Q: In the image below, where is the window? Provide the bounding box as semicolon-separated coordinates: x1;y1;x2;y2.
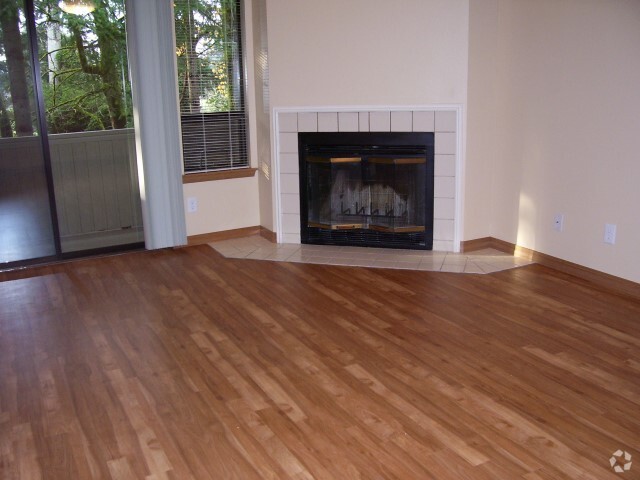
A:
173;0;247;173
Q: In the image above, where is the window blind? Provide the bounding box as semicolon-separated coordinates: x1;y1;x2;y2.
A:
173;0;247;172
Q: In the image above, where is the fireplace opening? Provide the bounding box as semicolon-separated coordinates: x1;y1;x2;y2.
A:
299;132;434;250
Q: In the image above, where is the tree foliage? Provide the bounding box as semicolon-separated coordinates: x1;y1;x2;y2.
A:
0;0;132;136
0;0;239;138
0;1;35;136
174;0;242;115
36;0;131;133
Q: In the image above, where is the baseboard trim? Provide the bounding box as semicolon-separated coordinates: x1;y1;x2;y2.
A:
514;243;640;300
488;237;518;255
187;226;261;245
460;237;494;253
260;227;277;243
463;236;640;301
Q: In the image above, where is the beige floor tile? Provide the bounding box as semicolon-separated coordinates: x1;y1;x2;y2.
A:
244;252;269;260
483;260;520;270
298;254;328;262
394;249;426;256
442;258;468;266
396;255;426;263
379;254;408;262
376;249;401;257
463;261;485;274
476;263;506;274
372;260;398;269
274;244;301;252
396;261;422;269
208;235;533;275
304;257;329;264
416;262;441;271
300;248;340;258
350;258;377;267
301;244;340;252
358;247;391;254
265;253;296;261
340;246;376;254
441;264;466;273
329;251;371;260
420;257;445;270
335;258;361;266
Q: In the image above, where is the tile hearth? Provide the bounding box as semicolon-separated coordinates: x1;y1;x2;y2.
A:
209;236;534;274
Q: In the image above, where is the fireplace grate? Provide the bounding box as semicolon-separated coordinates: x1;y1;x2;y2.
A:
306;227;427;250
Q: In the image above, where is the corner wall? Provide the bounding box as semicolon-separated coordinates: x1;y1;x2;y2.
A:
467;0;640;283
250;0;274;232
464;0;498;241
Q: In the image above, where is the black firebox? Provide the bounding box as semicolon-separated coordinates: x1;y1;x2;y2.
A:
299;132;434;250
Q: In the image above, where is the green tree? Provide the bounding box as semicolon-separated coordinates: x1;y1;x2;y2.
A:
36;0;131;132
0;1;34;137
174;0;242;114
0;36;16;137
2;0;237;136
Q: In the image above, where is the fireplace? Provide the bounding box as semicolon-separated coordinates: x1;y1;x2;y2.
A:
299;132;434;249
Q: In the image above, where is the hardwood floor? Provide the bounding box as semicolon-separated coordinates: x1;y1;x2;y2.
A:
1;245;639;479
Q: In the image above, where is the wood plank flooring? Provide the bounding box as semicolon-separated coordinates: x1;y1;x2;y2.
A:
1;245;639;479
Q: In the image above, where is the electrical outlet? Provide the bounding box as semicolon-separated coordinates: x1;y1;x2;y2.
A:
553;214;564;232
604;223;616;244
187;196;198;213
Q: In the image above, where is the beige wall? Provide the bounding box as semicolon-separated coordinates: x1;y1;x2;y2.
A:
467;0;640;282
464;0;498;240
251;0;275;231
184;177;260;236
266;0;470;107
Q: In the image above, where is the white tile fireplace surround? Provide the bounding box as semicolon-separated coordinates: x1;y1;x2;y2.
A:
274;107;462;252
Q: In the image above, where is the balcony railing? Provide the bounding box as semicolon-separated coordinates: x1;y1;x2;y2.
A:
0;129;143;250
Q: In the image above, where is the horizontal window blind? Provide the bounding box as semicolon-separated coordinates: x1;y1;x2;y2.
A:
174;0;247;173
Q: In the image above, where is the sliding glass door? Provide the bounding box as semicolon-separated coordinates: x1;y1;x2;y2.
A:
0;0;143;266
37;0;143;253
0;0;57;263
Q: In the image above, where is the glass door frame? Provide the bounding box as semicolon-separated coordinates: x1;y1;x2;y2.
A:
1;0;144;271
25;0;62;260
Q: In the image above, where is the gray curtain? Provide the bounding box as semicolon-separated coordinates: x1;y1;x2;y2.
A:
125;0;187;249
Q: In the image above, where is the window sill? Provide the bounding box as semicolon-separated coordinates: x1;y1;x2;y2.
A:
182;168;257;184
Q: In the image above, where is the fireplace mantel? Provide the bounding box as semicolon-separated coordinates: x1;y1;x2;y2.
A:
272;106;461;252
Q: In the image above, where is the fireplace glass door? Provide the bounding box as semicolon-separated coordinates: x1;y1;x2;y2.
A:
300;132;434;250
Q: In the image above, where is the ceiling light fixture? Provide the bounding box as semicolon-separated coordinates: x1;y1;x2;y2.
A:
58;0;96;15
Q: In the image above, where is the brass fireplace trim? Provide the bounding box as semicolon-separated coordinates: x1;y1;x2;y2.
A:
308;222;426;233
307;156;362;164
308;222;365;230
369;224;426;233
368;157;426;165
